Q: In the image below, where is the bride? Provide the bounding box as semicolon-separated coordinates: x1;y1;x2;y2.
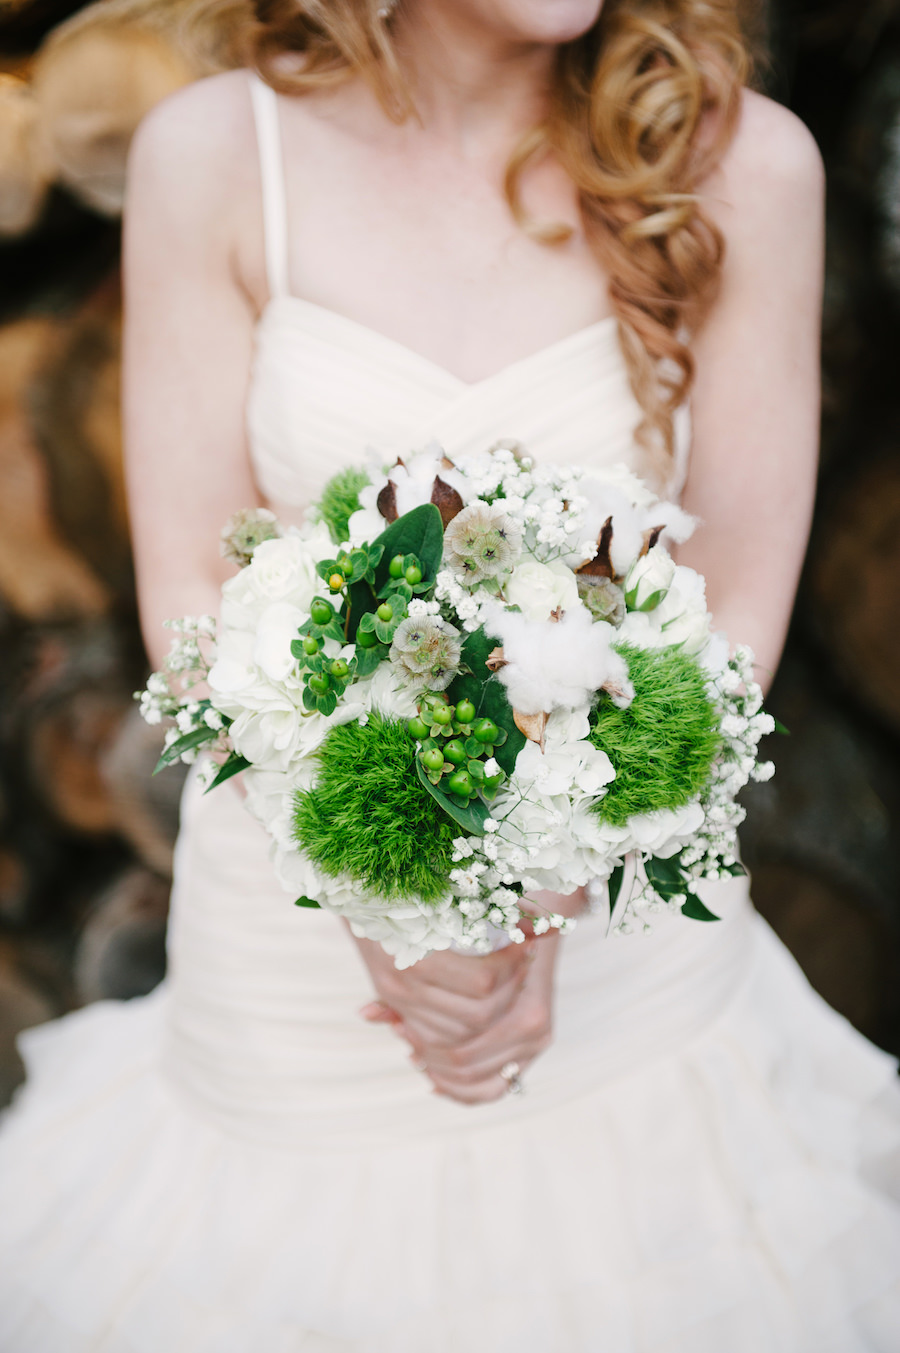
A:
2;0;899;1347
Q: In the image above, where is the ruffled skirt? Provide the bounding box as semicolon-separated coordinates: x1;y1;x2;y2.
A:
1;910;899;1352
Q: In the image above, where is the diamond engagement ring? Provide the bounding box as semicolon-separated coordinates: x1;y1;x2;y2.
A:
500;1061;524;1095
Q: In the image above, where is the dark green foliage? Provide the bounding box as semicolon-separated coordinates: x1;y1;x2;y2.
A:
448;627;525;776
292;714;457;902
589;644;720;826
317;467;370;545
372;504;444;593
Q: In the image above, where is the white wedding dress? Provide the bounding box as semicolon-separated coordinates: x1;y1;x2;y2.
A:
2;76;899;1352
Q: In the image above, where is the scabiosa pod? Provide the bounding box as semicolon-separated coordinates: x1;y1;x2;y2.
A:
443;502;522;584
220;507;282;568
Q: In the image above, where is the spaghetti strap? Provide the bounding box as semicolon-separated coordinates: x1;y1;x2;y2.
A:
248;73;290;299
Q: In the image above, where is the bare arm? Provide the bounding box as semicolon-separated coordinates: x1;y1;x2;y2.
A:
680;92;825;692
122;74;262;669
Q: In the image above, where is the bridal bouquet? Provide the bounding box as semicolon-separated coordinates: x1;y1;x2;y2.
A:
139;442;775;966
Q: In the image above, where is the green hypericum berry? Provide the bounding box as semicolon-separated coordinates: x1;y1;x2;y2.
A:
330;659;349;679
422;749;445;773
308;674;329;696
432;705;453;726
310;598;334;625
408;716;430;740
455;700;476;724
388;554;406;579
447;769;473;797
474;718;499;743
377;602;394;623
327;572;345;592
303;636;319;656
443;739;466;765
356;629;378;649
404;565;423;586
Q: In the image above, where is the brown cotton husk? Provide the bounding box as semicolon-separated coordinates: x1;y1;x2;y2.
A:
513;709;548;751
575;516;617;581
430;475;464;528
640;525;665;556
376;479;398;522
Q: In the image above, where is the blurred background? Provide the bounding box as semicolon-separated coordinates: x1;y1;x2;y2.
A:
0;0;897;1108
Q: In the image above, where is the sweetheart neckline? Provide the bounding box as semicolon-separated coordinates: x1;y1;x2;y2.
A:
256;293;619;391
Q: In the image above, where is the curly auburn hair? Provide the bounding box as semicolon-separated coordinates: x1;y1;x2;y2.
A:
250;1;751;477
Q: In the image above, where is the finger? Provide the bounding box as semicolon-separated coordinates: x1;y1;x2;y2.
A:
395;979;527;1040
426;1070;509;1105
417;941;534;1000
398;1011;478;1048
426;1048;542;1087
359;1002;402;1024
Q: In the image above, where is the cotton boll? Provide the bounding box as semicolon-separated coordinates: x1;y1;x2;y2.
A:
642;501;697;546
582;463;657;509
577;482;643;574
483;602;632;715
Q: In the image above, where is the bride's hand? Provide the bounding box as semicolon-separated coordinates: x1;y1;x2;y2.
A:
409;933;559;1105
352;932;535;1047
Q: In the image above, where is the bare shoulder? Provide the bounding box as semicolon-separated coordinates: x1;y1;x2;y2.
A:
705;89;824;227
126;68;259;218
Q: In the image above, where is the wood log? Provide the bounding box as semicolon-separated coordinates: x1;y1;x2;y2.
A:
26;682;132;835
32;0;252;215
0;846;29;924
0;941;54;1109
74;865;169;1002
100;705;188;878
0;317;109;620
28;290;132;597
808;456;900;732
0;71;51;235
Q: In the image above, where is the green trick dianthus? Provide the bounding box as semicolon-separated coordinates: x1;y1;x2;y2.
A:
293;714;456;902
317;467;371;545
589;644;720;826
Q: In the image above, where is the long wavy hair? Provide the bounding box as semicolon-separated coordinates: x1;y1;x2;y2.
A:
250;1;750;477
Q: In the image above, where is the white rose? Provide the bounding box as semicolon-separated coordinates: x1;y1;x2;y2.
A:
221;534;328;630
623;546;676;612
228;694;366;774
505;559;580;621
252;602;307;683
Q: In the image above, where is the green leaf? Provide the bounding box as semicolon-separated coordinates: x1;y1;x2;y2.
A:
607;863;625;911
415;756;487;835
681;891;721;922
345;578;377;642
721;860;746;878
203;754;251;793
372;504;444;591
772;717;790;736
448;627;524;777
153;724;218;773
357;612;377;634
353;644;386;677
317;691;338;717
374;616;400;645
294;896;322;909
643;852;687;899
